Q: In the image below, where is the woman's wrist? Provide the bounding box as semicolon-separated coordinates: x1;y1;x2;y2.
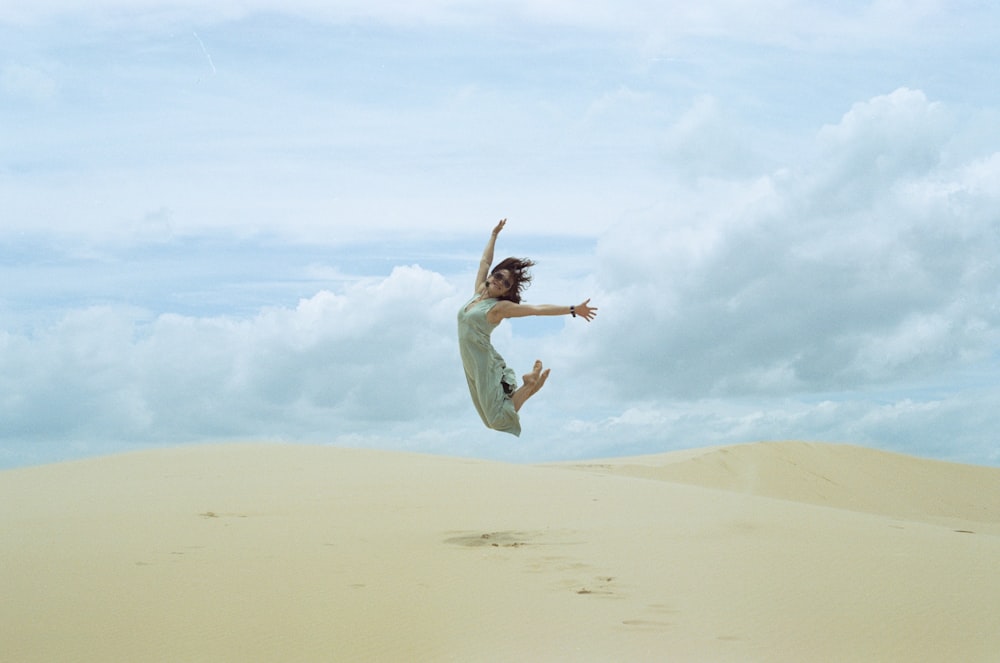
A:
570;305;576;318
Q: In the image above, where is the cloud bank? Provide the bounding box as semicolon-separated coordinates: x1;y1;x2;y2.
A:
596;89;999;396
3;88;999;468
2;4;999;468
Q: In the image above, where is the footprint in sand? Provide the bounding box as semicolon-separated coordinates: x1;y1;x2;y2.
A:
443;531;531;548
576;575;618;597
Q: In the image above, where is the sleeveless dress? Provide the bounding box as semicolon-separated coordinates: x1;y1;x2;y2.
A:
457;296;521;436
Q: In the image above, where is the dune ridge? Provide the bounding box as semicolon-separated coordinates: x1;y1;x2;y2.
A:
2;441;998;662
555;441;1000;533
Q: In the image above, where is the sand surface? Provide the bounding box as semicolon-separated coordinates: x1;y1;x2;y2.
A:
2;441;999;662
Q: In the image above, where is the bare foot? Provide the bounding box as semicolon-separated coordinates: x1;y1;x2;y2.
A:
513;365;550;412
522;360;543;388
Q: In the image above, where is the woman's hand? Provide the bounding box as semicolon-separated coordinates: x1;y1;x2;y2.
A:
492;218;507;236
574;298;598;322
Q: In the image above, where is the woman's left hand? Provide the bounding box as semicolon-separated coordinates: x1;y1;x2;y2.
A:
575;298;598;321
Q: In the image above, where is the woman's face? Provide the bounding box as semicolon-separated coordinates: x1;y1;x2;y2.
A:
486;269;512;297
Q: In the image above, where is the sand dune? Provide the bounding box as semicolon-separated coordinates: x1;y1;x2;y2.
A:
1;441;998;662
554;441;1000;533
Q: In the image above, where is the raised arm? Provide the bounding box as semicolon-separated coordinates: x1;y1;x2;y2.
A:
474;218;506;292
487;298;598;324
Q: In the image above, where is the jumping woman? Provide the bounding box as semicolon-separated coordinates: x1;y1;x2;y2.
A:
457;219;598;436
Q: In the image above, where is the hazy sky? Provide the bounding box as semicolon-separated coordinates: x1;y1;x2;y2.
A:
3;1;999;468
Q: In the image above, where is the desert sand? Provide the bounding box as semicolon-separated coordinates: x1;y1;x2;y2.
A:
2;440;998;662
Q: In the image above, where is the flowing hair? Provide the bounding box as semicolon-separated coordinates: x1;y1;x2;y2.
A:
492;257;535;304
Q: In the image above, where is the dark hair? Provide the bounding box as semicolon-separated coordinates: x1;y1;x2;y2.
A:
491;257;535;304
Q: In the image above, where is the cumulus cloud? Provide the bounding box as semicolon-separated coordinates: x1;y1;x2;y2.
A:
0;266;474;460
590;88;1000;402
3;0;999;469
4;83;1000;469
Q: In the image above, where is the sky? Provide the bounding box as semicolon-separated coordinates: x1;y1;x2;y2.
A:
2;0;999;468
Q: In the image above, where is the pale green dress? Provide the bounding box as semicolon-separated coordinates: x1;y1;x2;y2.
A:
457;296;521;436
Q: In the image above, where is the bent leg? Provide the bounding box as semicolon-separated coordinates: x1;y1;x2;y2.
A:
513;361;550;412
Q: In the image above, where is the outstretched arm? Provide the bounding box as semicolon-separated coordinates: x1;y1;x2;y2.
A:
488;298;598;324
475;218;506;293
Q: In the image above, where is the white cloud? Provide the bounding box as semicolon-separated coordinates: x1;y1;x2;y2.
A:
809;88;949;210
589;89;1000;405
0;266;475;455
3;4;1000;468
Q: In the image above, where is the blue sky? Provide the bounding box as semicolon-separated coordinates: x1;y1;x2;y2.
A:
2;1;999;468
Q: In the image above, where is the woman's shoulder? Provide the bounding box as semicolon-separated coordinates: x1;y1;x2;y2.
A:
485;298;515;322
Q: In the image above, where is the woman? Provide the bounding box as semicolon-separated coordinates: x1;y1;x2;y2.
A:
457;219;597;436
